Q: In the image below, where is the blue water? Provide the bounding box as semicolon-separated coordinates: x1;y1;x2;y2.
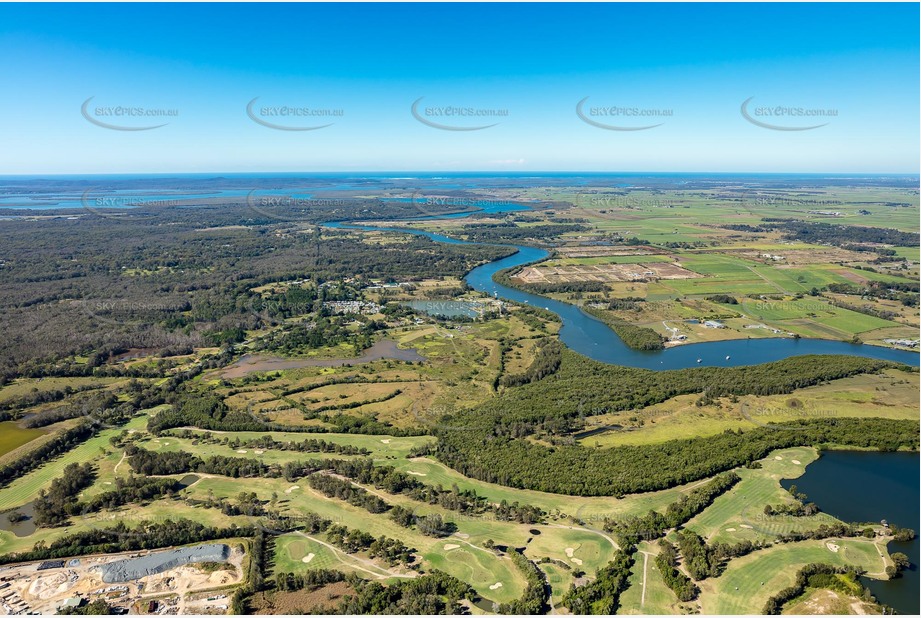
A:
0;188;316;210
382;197;531;216
783;451;919;614
326;222;920;371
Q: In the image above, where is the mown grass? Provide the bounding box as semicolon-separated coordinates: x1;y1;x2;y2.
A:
0;413;152;511
618;541;681;615
697;538;888;614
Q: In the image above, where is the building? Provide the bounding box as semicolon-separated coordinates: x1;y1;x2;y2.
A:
703;320;726;329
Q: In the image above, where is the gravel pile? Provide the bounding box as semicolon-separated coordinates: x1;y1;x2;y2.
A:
99;544;230;583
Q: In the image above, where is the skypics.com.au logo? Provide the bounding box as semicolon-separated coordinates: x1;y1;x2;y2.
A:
576;97;673;131
741;96;837;131
411;97;508;131
246;97;344;131
81;97;178;131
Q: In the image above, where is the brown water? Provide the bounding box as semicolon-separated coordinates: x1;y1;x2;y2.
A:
0;501;36;537
219;339;425;378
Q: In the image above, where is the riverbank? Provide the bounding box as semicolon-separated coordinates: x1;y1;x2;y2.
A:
325;220;919;370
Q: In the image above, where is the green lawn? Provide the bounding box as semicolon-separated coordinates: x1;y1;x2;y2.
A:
685;447;843;545
0;413;152;511
698;538;889;614
618;541;681;615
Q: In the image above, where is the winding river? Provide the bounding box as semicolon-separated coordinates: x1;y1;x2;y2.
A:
326;212;919;607
326;221;920;370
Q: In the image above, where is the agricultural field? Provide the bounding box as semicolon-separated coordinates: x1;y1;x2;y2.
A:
0;176;916;615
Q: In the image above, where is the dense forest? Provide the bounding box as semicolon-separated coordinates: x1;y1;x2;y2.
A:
561;550;634;614
582;307;666;350
432;351;918;495
0;199;513;377
459;222;589;244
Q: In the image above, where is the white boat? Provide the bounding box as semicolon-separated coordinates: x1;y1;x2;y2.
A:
696;358;702;363
726;355;731;360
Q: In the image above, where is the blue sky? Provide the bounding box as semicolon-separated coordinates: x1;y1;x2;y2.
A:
0;2;917;173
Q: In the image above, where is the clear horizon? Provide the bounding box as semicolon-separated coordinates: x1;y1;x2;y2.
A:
2;171;920;179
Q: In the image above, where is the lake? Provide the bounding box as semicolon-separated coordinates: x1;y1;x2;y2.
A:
0;421;45;458
782;451;920;614
402;300;483;318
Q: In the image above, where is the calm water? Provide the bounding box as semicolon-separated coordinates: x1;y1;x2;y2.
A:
327;222;920;371
783;451;920;614
403;300;483;318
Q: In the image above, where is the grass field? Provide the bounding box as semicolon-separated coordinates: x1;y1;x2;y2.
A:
0;377;126;403
684;447;845;545
161;428;434;460
273;532;405;581
578;370;919;449
0;413;152;511
390;456;704;523
182;473;529;604
617;541;683;615
697;537;889;614
0;495;250;555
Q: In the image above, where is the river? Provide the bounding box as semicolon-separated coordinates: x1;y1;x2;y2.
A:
329;218;919;609
325;221;919;370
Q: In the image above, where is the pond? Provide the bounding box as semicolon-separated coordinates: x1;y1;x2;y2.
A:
782;450;919;614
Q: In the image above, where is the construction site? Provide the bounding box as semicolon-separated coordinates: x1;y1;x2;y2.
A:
0;544;246;615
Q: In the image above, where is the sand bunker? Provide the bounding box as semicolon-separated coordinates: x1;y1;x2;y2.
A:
254;450;265;455
792;459;801;465
443;544;460;551
285;485;300;494
564;548;575;558
380;439;391;444
826;542;840;553
301;553;316;563
489;582;503;590
236;450;248;454
571;557;583;565
740;524;753;529
774;456;783;460
725;528;737;532
407;471;427;476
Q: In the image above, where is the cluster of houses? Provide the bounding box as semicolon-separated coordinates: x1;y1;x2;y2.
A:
883;338;919;348
323;301;382;315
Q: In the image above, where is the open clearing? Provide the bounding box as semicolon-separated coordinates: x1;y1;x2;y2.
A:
697;538;887;614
